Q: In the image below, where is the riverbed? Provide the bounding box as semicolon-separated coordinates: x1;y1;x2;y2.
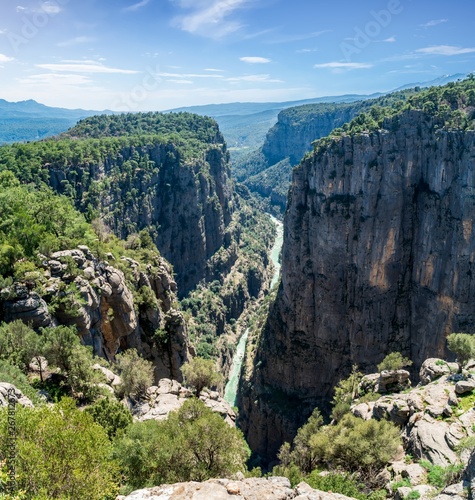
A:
224;215;284;405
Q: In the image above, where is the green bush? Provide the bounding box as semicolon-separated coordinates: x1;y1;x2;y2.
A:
181;357;223;396
115;349;154;400
420;460;463;489
0;321;41;374
113;398;250;490
306;471;363;498
0;398;119;499
377;352;412;372
84;397;132;439
447;333;475;370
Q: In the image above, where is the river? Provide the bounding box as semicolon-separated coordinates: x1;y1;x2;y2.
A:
224;215;284;406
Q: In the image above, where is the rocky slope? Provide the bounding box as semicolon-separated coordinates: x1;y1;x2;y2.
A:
236;91;416;214
121;477;357;499
241;85;475;462
0;246;189;381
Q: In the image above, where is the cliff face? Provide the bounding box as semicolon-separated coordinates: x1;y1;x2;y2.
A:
48;142;234;297
241;110;475;462
262;107;357;165
0;246;189;381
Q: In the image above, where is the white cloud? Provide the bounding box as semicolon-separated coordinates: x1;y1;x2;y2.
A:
123;0;150;12
296;48;318;53
240;56;271;64
383;36;396;43
158;72;223;78
166;79;193;84
57;36;95;47
226;74;283;83
172;0;248;38
36;61;139;74
19;73;94;86
420;19;448;28
314;62;373;70
16;6;26;12
268;30;331;44
416;45;475;56
204;68;225;72
0;54;14;63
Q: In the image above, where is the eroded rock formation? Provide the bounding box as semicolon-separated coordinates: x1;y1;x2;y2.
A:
242;110;475;461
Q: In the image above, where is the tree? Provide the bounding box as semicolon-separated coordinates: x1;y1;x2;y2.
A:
377;352;412;372
84;397;132;439
113;398;250;490
331;365;363;421
0;398;119;499
181;357;223;396
0;321;41;374
115;349;154;400
447;333;475;371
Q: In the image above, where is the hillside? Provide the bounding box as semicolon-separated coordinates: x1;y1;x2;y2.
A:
0;112;275;369
241;77;475;462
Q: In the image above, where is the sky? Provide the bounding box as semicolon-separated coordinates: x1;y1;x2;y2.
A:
0;0;474;111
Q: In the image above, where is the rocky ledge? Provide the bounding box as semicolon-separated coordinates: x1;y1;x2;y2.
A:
120;477;356;500
133;378;236;426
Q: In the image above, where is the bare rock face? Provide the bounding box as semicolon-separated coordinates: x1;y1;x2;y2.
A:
0;383;33;408
242;111;475;462
121;477;357;500
0;247;190;381
134;378;237;426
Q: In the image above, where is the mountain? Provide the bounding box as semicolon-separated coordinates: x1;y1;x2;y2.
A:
0;99;110;144
240;77;475;463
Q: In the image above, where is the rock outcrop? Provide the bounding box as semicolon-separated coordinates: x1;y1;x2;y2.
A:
121;477;357;500
0;383;33;408
133;378;237;426
242;109;475;462
0;246;190;381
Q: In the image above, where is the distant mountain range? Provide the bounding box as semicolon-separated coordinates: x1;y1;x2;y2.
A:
0;73;467;145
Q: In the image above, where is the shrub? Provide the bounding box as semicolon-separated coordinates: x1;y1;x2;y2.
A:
0;398;119;499
419;460;464;489
113;398;250;490
447;333;475;370
181;357;223;396
307;471;363;498
84;398;132;439
377;352;412;372
115;349;154;400
0;321;41;374
331;365;363;421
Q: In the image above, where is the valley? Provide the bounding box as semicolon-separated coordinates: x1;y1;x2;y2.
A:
1;76;475;499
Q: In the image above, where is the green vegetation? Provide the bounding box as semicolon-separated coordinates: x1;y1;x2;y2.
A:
419;460;464;490
447;332;475;370
312;76;475;154
377;352;413;372
181;357;223;396
84;397;133;439
331;365;363;421
112;398;250;493
115;349;154;400
0;398;119;499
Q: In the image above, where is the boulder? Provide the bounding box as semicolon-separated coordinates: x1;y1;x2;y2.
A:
455;378;475;395
420;359;454;385
0;383;33;408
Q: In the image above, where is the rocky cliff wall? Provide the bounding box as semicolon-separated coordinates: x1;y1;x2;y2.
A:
48;142;235;297
0;246;189;381
241;110;475;462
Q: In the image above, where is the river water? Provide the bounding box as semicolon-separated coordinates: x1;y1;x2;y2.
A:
224;216;284;406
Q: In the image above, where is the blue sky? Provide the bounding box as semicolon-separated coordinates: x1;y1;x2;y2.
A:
0;0;474;111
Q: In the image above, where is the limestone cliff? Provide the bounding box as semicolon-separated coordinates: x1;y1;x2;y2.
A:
241;108;475;462
0;246;189;382
48;140;234;297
